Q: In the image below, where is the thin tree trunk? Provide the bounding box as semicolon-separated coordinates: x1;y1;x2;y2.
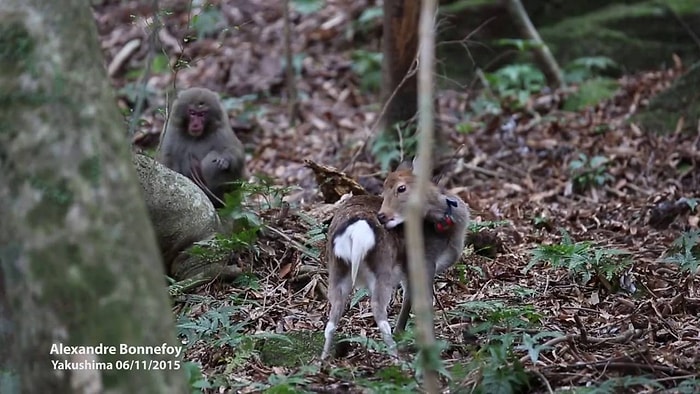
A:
405;0;439;392
0;1;186;392
379;0;420;135
504;0;566;88
283;0;298;124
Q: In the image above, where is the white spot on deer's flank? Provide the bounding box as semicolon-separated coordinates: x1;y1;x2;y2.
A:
333;220;376;286
333;220;375;263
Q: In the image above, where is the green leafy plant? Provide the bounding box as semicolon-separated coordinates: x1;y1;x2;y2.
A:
663;230;700;275
182;361;212;393
493;38;542;52
351;49;382;93
569;153;613;190
564;56;619;84
358;6;382;25
468;94;504;117
559;375;663;394
150;53;171;74
532;215;553;230
450;329;564;393
483;64;546;108
413;340;450;382
339;335;393;356
188;179;291;262
238;175;293;211
353;6;382;34
118;82;158;105
467;334;531;394
265;369;314;394
239;365;319;393
563;78;619;111
454;261;484;284
176;305;244;345
356;364;419;393
293;211;328;260
677;378;700;394
349;288;369;308
526;230;631;284
232;273;261;291
221;93;261;124
502;284;536;299
292;0;324;14
454;300;542;335
682;197;699;212
177;303;292;373
190;6;225;39
371;121;419;171
455;120;482;134
517;331;563;364
220;181;264;224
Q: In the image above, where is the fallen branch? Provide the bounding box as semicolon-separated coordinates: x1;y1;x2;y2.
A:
518;329;646;364
264;224;322;265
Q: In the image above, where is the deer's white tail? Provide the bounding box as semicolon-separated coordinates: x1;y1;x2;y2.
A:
332;220;375;286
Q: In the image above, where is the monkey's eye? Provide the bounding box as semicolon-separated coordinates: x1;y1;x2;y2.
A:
397;185;407;193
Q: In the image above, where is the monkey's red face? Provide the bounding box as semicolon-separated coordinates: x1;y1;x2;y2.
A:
187;107;208;137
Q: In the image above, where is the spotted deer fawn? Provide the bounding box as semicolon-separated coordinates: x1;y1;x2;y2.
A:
321;162;469;359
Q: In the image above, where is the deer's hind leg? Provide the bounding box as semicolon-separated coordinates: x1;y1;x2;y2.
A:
367;272;398;357
322;261;353;360
395;280;412;334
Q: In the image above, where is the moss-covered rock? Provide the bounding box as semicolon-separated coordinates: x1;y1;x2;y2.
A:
634;62;700;133
563;78;618;111
437;0;700;85
540;1;700;72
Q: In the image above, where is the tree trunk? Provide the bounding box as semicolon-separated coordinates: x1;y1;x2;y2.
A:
406;0;439;392
283;0;299;124
504;0;565;88
380;0;420;135
0;2;186;393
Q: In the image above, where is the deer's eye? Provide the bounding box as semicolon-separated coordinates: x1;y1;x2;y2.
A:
397;185;406;193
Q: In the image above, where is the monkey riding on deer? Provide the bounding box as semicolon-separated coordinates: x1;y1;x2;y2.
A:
159;87;247;207
321;161;469;360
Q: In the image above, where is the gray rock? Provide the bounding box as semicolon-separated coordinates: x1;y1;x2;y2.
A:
133;154;237;281
634;61;700;133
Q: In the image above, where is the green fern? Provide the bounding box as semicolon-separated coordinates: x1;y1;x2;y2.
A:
664;230;700;274
526;230;631;284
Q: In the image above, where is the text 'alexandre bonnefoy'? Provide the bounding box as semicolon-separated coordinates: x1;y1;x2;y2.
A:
50;343;182;357
49;343;183;371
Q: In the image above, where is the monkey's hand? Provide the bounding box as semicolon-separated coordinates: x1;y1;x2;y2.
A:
211;156;230;170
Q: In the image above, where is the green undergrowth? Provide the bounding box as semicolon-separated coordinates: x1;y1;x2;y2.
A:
526;229;632;287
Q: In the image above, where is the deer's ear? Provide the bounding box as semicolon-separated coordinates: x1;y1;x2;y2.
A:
395;159;414;172
410;156;421;175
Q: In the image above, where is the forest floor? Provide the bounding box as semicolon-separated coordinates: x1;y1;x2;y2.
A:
94;1;699;393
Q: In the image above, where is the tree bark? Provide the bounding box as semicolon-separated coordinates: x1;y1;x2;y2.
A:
504;0;565;88
380;0;420;135
0;2;186;393
405;0;439;392
283;0;299;124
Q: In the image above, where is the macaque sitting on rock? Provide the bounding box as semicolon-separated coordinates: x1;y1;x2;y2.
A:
159;87;247;207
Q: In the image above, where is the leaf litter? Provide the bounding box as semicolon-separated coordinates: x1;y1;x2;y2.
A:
94;1;700;392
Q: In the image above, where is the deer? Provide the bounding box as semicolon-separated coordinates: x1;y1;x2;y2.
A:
321;162;469;360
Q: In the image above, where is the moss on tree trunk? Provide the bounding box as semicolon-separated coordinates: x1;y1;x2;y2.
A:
0;1;186;392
